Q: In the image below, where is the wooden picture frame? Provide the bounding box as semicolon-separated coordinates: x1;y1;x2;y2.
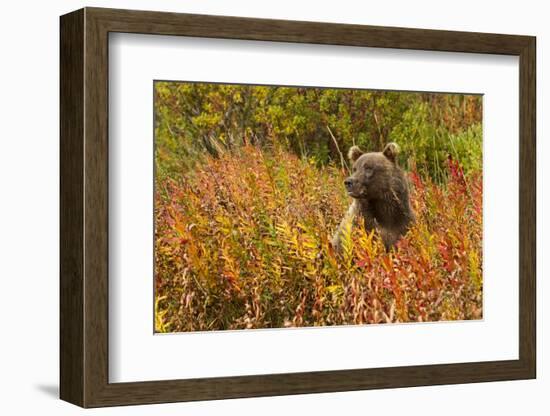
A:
60;7;536;408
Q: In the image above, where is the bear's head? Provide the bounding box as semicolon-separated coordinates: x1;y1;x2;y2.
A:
344;143;400;199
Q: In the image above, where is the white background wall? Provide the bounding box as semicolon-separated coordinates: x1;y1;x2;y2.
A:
0;0;546;414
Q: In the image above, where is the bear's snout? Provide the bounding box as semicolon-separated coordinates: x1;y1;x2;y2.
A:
344;178;354;190
344;177;363;197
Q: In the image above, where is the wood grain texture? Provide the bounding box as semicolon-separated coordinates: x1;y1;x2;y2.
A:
88;7;532;55
83;10;110;406
518;38;536;376
59;7;537;408
59;8;84;407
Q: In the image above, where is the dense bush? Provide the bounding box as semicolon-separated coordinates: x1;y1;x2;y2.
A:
154;82;482;183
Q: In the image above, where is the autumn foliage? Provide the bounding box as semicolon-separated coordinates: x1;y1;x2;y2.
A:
155;145;482;332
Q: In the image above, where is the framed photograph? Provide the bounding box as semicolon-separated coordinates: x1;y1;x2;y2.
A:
60;7;536;408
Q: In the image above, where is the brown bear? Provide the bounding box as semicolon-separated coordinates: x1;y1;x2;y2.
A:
331;142;414;251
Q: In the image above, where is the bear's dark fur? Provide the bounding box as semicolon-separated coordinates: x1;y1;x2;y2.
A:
331;142;414;251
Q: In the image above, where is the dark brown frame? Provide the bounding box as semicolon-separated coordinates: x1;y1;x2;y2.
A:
60;7;536;408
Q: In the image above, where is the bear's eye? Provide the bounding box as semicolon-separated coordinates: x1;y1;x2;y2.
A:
365;167;374;177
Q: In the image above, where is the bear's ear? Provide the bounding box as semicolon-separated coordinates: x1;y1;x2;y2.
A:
348;146;364;163
382;142;399;163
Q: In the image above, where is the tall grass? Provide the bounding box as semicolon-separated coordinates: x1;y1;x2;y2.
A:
155;145;482;332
